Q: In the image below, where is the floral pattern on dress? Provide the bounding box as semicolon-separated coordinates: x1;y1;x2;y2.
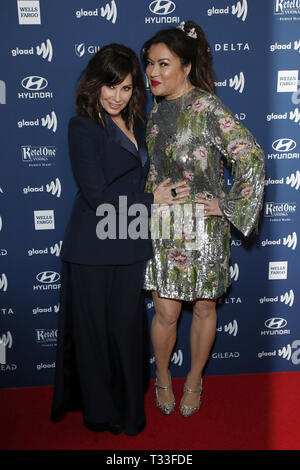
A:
144;88;265;300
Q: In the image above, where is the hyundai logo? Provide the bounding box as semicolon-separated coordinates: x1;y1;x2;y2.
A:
265;318;287;329
36;271;60;283
272;138;296;152
21;76;48;91
149;0;176;15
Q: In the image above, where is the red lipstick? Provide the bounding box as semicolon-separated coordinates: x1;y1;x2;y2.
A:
151;80;161;87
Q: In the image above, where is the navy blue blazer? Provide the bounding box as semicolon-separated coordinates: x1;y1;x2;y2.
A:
60;114;154;265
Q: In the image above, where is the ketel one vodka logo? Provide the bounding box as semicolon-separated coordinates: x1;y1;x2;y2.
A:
35;329;57;346
33;271;61;291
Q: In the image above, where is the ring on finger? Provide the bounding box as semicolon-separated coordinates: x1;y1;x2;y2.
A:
171;188;177;197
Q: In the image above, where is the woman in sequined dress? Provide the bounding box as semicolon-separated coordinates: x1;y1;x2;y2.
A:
141;21;265;417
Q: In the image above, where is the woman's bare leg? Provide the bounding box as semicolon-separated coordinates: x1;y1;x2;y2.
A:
151;291;182;403
181;299;217;408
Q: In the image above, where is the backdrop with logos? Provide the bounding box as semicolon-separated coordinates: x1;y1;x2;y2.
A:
1;0;300;388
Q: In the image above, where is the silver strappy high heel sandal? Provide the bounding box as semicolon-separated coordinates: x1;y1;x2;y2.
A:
179;379;203;418
155;371;176;415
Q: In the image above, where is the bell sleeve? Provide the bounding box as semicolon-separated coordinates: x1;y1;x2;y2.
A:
205;94;265;237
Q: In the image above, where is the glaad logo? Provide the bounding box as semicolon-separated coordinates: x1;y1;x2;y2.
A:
270;39;300;53
290;107;300;126
261;232;297;250
17;111;57;132
101;0;117;23
0;273;8;292
286;171;300;190
217;320;238;336
36;39;53;62
23;178;61;198
50;241;62;256
33;304;59;315
230;263;239;281
41;111;57;132
150;348;183;366
27;241;62;257
11;39;53;62
283;232;297;250
207;0;248;21
75;1;117;23
278;341;300;365
259;289;295;306
0;80;6;104
46;178;61;197
145;0;179;24
171;349;183;366
75;43;101;57
215;72;245;93
281;289;295;307
0;332;12;365
229;72;245;93
232;0;248;21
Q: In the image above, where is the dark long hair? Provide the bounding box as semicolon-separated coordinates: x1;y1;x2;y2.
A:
76;43;146;127
141;20;215;94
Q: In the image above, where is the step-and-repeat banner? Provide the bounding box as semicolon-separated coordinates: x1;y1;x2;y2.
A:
1;0;300;388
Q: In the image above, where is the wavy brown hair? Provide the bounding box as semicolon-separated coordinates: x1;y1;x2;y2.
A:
141;21;215;95
76;43;146;128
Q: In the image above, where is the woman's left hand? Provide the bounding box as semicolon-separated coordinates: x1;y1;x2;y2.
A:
195;193;223;217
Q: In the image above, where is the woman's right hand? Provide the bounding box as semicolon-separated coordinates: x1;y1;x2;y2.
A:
153;178;190;205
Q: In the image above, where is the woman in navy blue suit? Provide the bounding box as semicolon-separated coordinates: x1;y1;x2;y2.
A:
51;44;189;436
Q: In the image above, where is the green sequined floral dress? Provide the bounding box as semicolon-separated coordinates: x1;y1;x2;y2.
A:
143;88;265;301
